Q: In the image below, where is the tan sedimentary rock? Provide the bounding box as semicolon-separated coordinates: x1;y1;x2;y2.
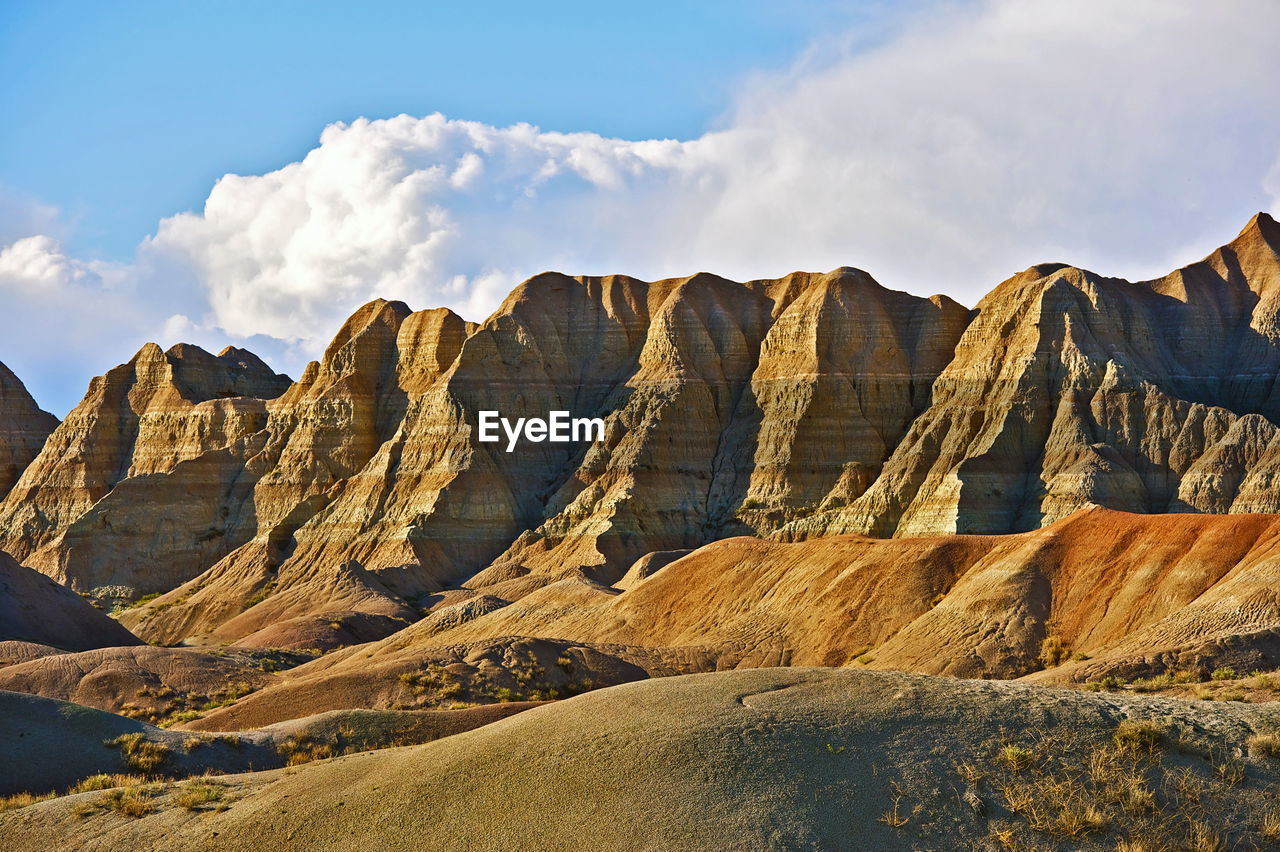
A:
485;269;967;586
22;213;1280;652
0;343;289;595
791;212;1280;538
117;268;964;646
0;361;57;497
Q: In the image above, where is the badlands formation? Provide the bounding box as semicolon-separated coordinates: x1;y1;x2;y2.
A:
3;214;1280;848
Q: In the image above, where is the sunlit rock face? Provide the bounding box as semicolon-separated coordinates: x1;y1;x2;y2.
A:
9;213;1280;648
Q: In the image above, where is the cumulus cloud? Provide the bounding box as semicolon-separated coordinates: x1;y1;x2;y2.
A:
4;0;1280;414
0;236;158;408
146;115;697;347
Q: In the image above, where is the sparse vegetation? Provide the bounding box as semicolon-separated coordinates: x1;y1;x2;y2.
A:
245;580;276;608
878;781;909;829
176;777;230;811
998;744;1037;771
116;677;260;727
1038;635;1070;668
71;774;149;793
1184;820;1226;852
970;713;1278;850
1262;808;1280;841
277;733;334;766
0;791;55;811
81;783;160;819
1113;720;1163;755
103;732;170;773
1213;755;1245;786
1247;731;1280;757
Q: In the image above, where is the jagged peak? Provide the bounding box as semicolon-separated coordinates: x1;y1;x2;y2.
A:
1027;262;1071;278
321;299;413;370
131;341;167;362
165;341;214;360
396;307;470;377
1235;210;1280;245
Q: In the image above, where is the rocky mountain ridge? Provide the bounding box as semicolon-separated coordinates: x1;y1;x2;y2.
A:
0;213;1278;650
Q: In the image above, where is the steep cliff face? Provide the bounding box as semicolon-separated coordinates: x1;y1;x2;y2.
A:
792;212;1280;538
116;269;966;646
0;344;290;595
14;213;1280;650
0;361;57;497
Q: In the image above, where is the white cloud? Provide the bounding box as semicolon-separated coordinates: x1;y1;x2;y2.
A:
4;0;1280;414
0;237;162;411
145;114;697;349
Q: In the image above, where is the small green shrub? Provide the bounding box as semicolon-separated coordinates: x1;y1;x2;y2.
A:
998;744;1037;771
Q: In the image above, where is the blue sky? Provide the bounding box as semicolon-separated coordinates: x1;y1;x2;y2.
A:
2;1;1280;415
0;0;918;259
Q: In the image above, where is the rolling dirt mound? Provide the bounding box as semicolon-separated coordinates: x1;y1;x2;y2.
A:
0;641;65;669
0;690;275;796
270;507;1280;687
0;646;280;724
0;551;141;650
0;689;537;798
168;507;1280;726
8;668;1280;850
186;636;696;730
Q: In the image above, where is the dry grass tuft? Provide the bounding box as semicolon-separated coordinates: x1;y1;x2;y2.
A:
1184;819;1226;852
176;777;229;811
277;733;333;767
103;732;170;774
999;744;1037;771
1038;635;1071;668
93;785;157;818
1214;755;1246;786
1113;720;1163;755
0;791;54;811
1261;808;1280;841
1247;731;1280;758
70;774;149;794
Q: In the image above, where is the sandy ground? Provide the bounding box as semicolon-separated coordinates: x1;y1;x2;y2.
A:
6;667;1280;850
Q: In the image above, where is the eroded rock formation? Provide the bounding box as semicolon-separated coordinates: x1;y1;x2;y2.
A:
0;360;57;497
3;213;1280;652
